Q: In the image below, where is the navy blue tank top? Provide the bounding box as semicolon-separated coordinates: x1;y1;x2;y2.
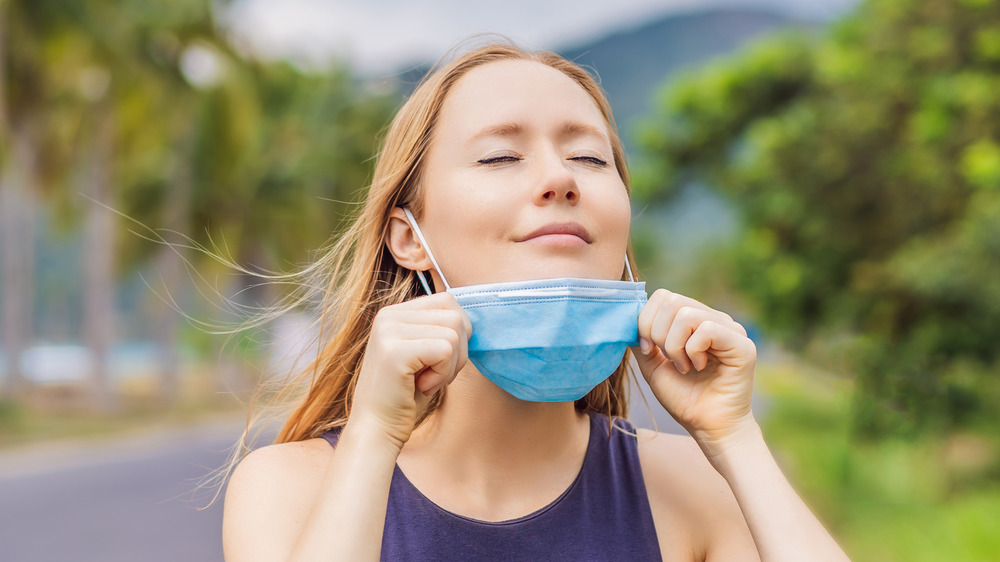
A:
321;413;662;561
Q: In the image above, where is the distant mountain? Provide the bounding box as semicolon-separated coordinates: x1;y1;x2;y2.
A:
392;7;816;153
558;8;812;151
553;8;820;292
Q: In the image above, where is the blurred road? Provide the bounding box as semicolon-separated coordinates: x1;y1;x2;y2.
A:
0;419;250;562
0;371;765;562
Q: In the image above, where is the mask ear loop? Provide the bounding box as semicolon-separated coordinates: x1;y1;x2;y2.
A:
402;208;451;294
625;256;635;282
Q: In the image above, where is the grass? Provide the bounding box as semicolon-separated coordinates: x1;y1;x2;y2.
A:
756;357;1000;562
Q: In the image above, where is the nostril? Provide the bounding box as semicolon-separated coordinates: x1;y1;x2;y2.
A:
566;191;577;201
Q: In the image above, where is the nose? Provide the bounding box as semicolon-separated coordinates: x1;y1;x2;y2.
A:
532;153;579;206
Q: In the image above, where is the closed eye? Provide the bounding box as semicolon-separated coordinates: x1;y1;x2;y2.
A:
571;156;608;166
477;155;522;165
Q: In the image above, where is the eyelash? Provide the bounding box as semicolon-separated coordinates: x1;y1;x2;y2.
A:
476;156;608;166
477;156;521;165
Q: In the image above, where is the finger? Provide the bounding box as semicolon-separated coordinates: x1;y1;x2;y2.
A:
637;288;671;350
661;306;744;373
658;306;700;373
398;338;455;382
639;290;746;357
420;336;467;396
389;290;463;311
630;340;680;384
640;289;709;343
640;289;739;326
394;309;470;384
643;294;712;372
684;321;757;371
424;291;474;337
391;323;461;344
452;298;473;338
381;299;472;345
382;308;468;330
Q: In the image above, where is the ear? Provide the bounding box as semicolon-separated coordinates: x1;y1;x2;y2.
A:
386;207;433;272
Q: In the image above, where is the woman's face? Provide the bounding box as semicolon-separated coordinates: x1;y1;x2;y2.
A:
417;59;631;287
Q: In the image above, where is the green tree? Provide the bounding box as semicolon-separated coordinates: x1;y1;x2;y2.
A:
638;0;1000;437
117;30;395;398
30;0;223;410
1;0;88;399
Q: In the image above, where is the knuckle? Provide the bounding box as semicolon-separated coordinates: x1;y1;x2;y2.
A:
664;343;686;356
675;306;697;322
371;312;388;331
650;324;669;342
435;338;453;356
684;337;704;353
652;288;671;300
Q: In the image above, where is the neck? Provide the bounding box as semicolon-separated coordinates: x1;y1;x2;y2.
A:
396;365;594;521
402;364;590;485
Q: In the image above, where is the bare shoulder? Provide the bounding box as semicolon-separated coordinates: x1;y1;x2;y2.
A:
636;429;759;561
229;437;334;486
636;429;725;516
636;428;721;489
223;438;334;560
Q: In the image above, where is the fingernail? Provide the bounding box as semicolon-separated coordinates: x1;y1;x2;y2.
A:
673;360;687;374
639;338;651;355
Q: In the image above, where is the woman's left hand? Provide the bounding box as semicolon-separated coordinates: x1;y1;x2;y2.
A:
632;289;759;458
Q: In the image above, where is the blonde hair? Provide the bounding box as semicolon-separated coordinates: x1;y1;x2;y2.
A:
250;43;639;450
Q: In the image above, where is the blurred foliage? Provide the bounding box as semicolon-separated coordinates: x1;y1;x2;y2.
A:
637;0;1000;438
120;57;397;275
2;0;397;407
5;0;395;274
758;360;1000;561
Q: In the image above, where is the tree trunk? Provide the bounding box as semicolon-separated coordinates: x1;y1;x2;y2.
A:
213;270;250;396
0;135;36;400
152;142;193;408
152;245;183;408
81;103;117;411
0;1;34;401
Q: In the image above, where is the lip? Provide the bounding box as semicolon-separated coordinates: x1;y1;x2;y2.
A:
517;222;592;244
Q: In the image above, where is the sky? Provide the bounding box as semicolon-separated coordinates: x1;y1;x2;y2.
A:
223;0;862;76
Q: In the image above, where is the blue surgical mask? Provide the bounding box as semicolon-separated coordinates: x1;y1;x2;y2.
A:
402;208;647;402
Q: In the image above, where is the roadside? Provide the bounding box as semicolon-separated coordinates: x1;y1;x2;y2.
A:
0;413;248;481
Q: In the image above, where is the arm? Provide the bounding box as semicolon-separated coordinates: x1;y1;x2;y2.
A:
633;289;849;562
700;420;848;561
223;421;402;561
223;292;471;562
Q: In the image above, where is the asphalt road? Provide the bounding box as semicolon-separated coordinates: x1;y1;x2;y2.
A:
0;419;250;562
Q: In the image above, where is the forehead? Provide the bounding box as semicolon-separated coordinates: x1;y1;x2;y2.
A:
436;59;609;139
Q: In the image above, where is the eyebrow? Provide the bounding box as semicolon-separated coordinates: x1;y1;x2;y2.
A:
468;121;609;143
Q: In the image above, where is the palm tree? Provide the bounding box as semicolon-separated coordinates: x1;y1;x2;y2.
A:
0;0;65;400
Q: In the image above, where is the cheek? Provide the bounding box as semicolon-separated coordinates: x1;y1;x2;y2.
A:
598;184;633;237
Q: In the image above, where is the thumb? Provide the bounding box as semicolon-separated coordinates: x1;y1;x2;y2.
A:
630;337;679;382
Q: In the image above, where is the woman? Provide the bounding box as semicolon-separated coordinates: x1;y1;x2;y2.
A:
222;44;849;561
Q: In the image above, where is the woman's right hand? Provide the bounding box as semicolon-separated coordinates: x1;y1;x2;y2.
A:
349;291;471;450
